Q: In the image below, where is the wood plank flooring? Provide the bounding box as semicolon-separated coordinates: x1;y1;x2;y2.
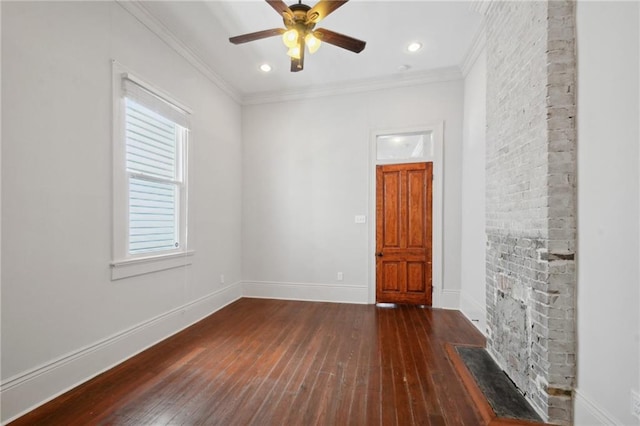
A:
10;298;487;426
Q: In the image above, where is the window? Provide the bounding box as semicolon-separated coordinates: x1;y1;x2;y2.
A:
125;98;185;255
376;132;434;162
112;64;193;279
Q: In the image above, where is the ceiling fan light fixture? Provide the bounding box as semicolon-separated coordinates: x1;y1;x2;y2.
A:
282;29;299;48
305;33;321;54
287;46;301;59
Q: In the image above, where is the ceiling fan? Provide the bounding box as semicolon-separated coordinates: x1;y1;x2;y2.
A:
229;0;366;72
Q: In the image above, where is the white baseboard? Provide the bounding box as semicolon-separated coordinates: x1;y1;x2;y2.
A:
459;290;487;336
574;389;623;426
0;283;242;425
242;280;369;304
440;289;461;309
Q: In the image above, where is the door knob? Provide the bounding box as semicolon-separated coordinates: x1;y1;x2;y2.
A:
375;252;383;257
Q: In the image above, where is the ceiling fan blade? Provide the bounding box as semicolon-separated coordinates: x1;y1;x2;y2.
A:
307;0;348;23
266;0;293;17
314;28;366;53
229;28;285;44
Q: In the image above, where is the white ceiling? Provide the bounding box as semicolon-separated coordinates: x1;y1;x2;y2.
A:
135;1;484;101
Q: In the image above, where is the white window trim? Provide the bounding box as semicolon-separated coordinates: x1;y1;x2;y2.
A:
111;60;194;280
111;250;195;280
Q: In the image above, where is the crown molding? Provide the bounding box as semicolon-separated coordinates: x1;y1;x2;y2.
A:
460;0;489;78
116;0;242;104
242;66;464;105
460;24;486;78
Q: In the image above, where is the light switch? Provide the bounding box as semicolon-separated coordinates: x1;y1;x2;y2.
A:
354;215;366;224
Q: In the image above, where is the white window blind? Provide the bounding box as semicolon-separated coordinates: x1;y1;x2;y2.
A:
122;76;190;256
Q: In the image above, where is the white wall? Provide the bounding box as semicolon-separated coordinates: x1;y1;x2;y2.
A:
242;81;464;306
575;2;640;424
1;2;243;422
460;43;487;334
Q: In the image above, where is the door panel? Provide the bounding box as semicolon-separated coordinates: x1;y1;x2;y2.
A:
382;262;401;292
376;162;432;305
382;171;401;248
408;170;426;248
407;262;425;293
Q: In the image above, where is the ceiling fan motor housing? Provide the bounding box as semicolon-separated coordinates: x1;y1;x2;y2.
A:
284;3;317;35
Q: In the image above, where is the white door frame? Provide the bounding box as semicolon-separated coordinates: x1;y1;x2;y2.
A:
368;123;444;307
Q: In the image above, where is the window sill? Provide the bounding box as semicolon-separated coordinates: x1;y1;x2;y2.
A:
111;250;194;280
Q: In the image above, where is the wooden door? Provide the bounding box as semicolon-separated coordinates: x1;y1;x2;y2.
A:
376;162;432;305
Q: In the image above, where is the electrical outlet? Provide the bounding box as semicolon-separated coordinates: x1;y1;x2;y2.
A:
632;389;640;420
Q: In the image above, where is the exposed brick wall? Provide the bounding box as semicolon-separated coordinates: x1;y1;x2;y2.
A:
485;1;576;424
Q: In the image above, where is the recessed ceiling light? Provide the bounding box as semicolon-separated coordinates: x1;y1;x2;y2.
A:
407;42;422;53
259;63;272;72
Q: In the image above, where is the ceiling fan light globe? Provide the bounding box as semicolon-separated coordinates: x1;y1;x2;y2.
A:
305;33;321;54
286;46;301;59
282;29;299;48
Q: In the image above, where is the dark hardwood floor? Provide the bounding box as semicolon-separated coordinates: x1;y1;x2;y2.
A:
10;298;487;426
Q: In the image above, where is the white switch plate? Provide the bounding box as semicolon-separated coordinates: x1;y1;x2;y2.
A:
354;215;366;224
220;274;225;284
337;272;343;281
